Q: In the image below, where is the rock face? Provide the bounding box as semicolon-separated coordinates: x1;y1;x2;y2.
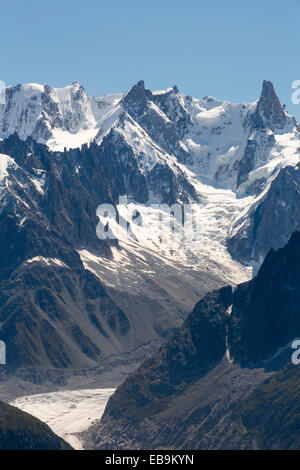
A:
229;232;300;364
0;401;72;450
228;165;300;264
86;232;300;450
227;82;300;263
121;81;190;163
231;364;300;450
250;80;289;131
0;134;195;373
102;287;232;422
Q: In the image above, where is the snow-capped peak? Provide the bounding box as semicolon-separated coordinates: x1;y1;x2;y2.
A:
0;79;299;197
0;82;123;150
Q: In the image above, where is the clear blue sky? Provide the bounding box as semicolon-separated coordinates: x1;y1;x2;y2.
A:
2;0;300;119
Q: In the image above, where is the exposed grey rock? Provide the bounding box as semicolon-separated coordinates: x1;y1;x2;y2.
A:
249;80;287;131
228;165;300;263
86;232;300;449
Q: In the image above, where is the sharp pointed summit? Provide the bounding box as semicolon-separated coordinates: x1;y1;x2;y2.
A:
121;80;152;114
251;80;287;131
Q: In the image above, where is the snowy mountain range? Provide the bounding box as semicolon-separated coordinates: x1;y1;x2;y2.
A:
0;78;300;377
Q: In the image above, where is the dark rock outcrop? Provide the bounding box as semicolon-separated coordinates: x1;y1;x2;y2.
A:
250;80;287;132
229;231;300;365
0;401;72;450
228;165;300;263
86;232;300;449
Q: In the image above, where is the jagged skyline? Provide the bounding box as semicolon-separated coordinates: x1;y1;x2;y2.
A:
1;0;300;120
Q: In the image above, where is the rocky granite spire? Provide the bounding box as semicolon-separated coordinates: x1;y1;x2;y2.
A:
121;80;152;116
251;80;287;131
